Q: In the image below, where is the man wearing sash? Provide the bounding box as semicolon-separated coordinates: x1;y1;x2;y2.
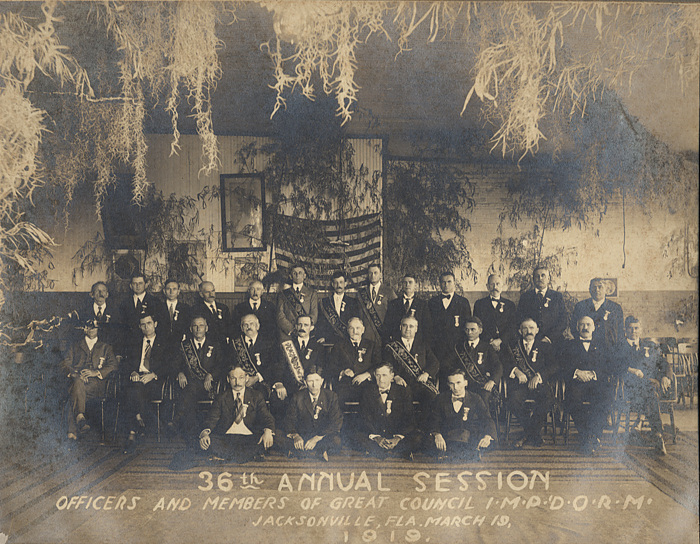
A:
353;362;419;459
199;365;275;462
280;365;343;460
192;281;232;345
316;270;361;346
447;316;502;407
276;264;319;337
329;317;381;406
357;264;396;346
172;316;226;440
505;318;557;448
276;314;325;402
383;274;433;344
233;280;277;341
473;274;517;353
383;316;439;408
571;278;624;350
426;368;496;460
161;279;191;345
428;272;472;360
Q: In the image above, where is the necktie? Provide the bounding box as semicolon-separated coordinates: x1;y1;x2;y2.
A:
234;394;243;424
252;301;258;311
246;338;252;348
300;340;306;351
96;307;103;319
136;297;143;312
209;303;216;314
311;396;318;411
169;304;175;320
353;341;359;349
469;341;476;350
537;291;545;305
144;339;152;370
296;287;300;294
371;285;377;302
404;298;410;312
196;341;202;351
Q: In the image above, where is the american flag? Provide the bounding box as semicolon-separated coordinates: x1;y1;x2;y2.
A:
273;213;381;290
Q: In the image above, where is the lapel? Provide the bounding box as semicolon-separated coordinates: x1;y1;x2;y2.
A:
303;391;315;415
78;339;91;358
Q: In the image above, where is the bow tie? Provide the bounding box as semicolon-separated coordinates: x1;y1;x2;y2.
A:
452;396;465;402
441;294;451;300
379;389;390;395
490;297;500;302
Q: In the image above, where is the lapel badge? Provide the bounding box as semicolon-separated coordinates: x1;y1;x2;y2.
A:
255;353;262;366
313;405;322;420
206;345;214;358
643;346;650;358
603;310;610;321
499;302;504;313
531;348;538;362
98;357;105;369
385;399;392;415
305;348;312;360
462;406;470;421
358;347;366;363
543;297;550;308
477;352;484;364
454;315;460;327
173;309;179;321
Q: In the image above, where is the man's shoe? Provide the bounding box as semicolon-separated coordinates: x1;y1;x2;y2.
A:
67;432;78;441
79;420;91;434
123;433;136;454
322;451;329;462
513;437;527;450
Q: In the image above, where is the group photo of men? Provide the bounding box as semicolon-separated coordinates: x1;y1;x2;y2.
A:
60;261;677;466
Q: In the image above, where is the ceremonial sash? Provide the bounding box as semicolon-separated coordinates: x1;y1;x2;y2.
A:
454;343;491;388
281;340;305;386
319;296;349;340
181;340;215;398
281;288;306;321
357;286;383;337
232;336;259;377
386;341;438;395
511;342;537;380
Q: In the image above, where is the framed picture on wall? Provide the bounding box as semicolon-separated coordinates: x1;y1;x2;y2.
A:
220;173;266;252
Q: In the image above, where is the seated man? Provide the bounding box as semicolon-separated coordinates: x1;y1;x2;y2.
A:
561;316;616;455
276;314;326;403
231;313;281;401
61;319;118;440
124;313;175;452
426;368;496;460
329;317;381;406
199;365;275;462
280;365;343;460
353;362;420;459
172;316;226;440
505;318;557;448
616;316;672;455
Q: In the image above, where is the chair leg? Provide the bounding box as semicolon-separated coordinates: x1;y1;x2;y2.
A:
669;406;677;444
113;404;120;443
505;408;511;443
156;404;161;443
550;408;557;446
100;400;106;444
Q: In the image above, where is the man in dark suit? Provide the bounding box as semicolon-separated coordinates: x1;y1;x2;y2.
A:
77;281;119;348
357;264;396;346
231;313;282;400
233;280;277;341
280;365;343;459
61;319;118;440
118;273;167;355
329;317;381;406
446;317;503;407
276;264;319;338
383;274;433;345
571;278;624;350
276;314;326;402
426;368;496;460
473;274;517;353
191;281;231;345
316;270;362;346
383;316;439;408
172;316;226;440
353;362;420;458
199;365;275;462
516;266;568;346
616;316;672;455
561;316;617;455
123;313;176;452
428;272;472;360
505;318;558;448
161;279;191;344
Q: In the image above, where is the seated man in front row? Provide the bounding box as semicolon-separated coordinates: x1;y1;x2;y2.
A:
353;362;420;459
199;365;275;462
280;365;343;460
61;319;118;440
426;368;495;460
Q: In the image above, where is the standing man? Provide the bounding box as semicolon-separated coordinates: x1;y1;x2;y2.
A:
276;264;319;338
78;281;119;347
119;273;166;353
571;278;624;350
192;281;231;345
233;279;277;341
428;272;472;360
357;264;396;346
162;279;191;344
61;319;118;440
516;266;568;345
281;366;343;460
426;368;496;460
199;365;275;462
505;318;557;448
473;274;517;353
316;270;361;346
384;274;433;344
172;316;226;440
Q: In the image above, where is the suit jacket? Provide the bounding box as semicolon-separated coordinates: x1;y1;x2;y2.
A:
315;293;362;345
383;296;433;345
233;298;278;340
178;335;226;382
329;336;381;384
383;337;440;382
358;281;397;345
516;288;568;343
359;383;416;438
473;296;517;346
124;334;176;380
276;285;319;337
570;298;624;350
614;340;672;384
428;293;472;357
279;335;325;390
560;338;615;385
162;300;192;344
445;337;503;386
232;333;283;385
504;337;558;383
61;338;118;379
77;300;120;347
119;292;167;336
284;388;343;438
427;390;497;440
204;387;275;436
191;298;232;344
